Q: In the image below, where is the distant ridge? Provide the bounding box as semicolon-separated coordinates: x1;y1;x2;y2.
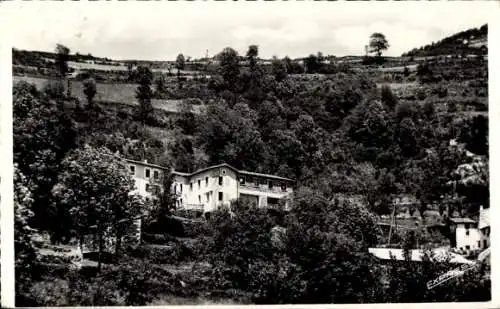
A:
402;24;487;57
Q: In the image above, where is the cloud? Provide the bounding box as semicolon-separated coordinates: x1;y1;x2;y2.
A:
1;1;495;60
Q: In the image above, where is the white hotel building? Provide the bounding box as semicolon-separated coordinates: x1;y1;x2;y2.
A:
126;159;295;212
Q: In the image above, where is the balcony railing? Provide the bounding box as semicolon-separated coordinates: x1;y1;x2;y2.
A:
239;182;288;194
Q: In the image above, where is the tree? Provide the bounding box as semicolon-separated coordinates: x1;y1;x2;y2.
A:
14;165;37;284
154;74;167;97
246;44;259;69
83;78;97;109
55;44;70;78
175;53;185;86
368;33;389;57
13;81;77;237
304;54;320;73
135;66;154;123
175;54;185;71
380;85;398;110
287;193;384;303
176;100;198;135
199;101;265;171
271;56;288;82
52;145;144;270
217;47;240;88
55;44;71;101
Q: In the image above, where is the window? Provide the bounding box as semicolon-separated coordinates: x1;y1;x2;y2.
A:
267;197;279;205
268;180;273;190
478;241;481;248
173;184;177;193
206;192;210;202
153;185;161;195
190;182;193;191
129;165;135;175
180;198;183;206
153;170;159;180
145;168;150;178
206;177;209;186
145;184;151;192
198;179;201;189
218;192;223;201
281;183;287;191
465;230;470;236
465;245;470;250
198;195;201;204
219;176;223;185
484;240;488;248
179;184;183;192
222;169;226;175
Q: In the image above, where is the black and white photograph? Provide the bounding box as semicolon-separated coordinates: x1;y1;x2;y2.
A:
0;1;497;307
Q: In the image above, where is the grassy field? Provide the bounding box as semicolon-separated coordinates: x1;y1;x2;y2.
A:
13;75;205;114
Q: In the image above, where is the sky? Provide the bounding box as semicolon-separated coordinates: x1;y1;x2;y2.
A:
1;1;497;61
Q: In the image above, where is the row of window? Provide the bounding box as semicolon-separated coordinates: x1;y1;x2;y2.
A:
460;240;488;251
196;191;224;203
145;184;161;195
174;191;224;207
129;165;160;180
189;176;224;191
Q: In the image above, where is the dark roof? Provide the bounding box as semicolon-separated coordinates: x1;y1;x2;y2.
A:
449;218;476;224
126;160;294;182
126;159;169;171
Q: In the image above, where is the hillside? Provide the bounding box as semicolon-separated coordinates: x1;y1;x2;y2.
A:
402;24;487;57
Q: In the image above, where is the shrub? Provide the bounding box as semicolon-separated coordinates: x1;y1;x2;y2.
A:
381;85;398;110
142;233;177;245
416;88;427;100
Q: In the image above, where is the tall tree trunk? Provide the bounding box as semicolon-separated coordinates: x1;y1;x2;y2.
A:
388;201;396;245
66;78;71;98
115;227;122;258
98;231;103;272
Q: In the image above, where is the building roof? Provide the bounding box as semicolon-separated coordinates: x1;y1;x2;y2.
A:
126;160;294;182
449;218;477;224
368;248;475;265
126;159;169;171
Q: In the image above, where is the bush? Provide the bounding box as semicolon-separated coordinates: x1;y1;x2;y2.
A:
142;233;178;245
129;243;195;265
431;85;448;98
416;88;427;100
144;217;185;236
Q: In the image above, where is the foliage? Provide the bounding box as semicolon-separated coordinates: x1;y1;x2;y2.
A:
368;33;389;57
14;165;38;285
217;47;240;89
52;145;144;267
175;54;186;71
55;44;70;77
380;85;398;110
271;57;288;82
135;66;154;122
198;101;266;171
82;78;97;109
13;81;77;236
